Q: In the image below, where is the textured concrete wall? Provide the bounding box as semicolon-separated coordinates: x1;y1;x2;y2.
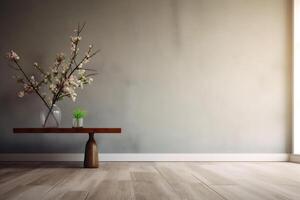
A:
0;0;292;153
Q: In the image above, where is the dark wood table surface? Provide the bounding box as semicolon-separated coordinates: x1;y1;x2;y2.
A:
13;127;122;168
13;128;121;134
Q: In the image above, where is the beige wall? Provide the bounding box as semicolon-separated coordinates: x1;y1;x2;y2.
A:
0;0;292;153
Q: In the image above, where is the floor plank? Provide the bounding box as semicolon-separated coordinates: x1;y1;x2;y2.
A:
155;163;225;200
87;162;135;200
41;169;106;200
0;162;299;200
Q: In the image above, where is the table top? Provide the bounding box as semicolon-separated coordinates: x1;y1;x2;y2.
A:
13;128;121;134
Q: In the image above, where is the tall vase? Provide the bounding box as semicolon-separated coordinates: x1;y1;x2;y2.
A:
40;104;61;127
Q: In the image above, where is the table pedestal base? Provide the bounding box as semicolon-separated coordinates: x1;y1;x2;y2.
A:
84;133;99;168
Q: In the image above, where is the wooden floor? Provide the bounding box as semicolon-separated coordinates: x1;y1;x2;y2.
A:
0;162;300;200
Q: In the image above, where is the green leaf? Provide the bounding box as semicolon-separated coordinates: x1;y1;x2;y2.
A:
73;108;87;119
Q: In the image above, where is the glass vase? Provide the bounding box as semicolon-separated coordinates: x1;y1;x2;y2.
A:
40;104;61;127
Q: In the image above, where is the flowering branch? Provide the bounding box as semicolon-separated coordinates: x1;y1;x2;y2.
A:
12;59;50;108
44;48;100;126
7;23;99;127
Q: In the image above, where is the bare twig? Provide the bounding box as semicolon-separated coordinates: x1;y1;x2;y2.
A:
86;73;98;77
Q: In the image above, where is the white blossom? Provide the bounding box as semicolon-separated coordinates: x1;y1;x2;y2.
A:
61;64;69;73
17;91;24;98
83;58;90;64
71;93;77;102
69;75;79;87
24;83;33;92
71;36;82;43
7;50;20;61
56;53;65;63
87;77;93;84
85;52;90;58
49;84;57;92
78;69;85;76
53;77;60;83
52;67;58;74
71;43;76;52
63;86;71;93
43;77;48;83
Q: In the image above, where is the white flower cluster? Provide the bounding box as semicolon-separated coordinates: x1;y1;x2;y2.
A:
6;50;20;61
70;36;81;53
7;25;98;107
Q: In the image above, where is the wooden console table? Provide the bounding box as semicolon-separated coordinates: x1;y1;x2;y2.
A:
13;128;122;168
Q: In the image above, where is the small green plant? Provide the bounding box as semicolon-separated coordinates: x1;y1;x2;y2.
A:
73;108;87;119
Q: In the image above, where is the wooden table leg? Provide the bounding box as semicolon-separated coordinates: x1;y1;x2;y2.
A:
84;132;99;168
